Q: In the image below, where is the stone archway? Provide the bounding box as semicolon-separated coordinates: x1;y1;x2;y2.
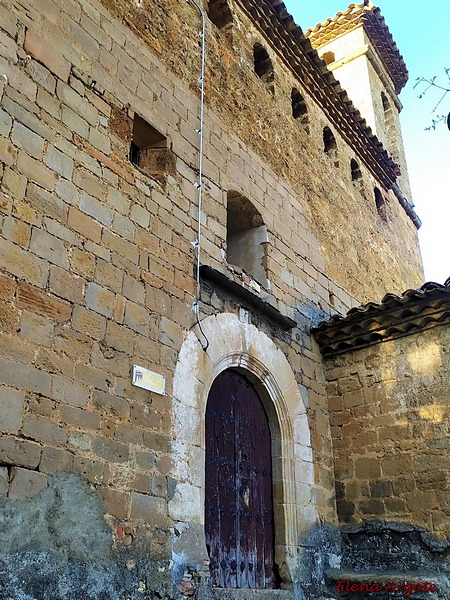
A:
169;313;316;586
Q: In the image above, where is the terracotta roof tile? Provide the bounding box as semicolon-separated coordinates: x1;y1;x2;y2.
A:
306;2;408;94
237;0;420;227
313;278;450;355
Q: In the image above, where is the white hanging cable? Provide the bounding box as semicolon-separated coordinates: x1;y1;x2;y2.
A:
187;0;209;350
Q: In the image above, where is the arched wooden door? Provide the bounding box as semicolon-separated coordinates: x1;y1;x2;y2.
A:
205;369;276;589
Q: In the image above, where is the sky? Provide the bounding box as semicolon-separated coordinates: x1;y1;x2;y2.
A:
282;0;449;285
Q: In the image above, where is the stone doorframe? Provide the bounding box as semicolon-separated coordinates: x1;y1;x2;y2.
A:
169;313;316;586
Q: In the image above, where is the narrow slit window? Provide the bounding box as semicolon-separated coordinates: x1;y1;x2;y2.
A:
323;127;337;154
351;159;362;181
253;43;274;93
291;88;308;124
323;126;339;166
374;187;387;221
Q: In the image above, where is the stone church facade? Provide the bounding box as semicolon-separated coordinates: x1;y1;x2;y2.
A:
0;0;447;598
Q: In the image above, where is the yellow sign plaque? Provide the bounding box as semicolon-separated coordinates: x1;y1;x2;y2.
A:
132;365;165;395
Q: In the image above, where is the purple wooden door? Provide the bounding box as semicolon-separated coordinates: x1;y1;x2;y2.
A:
205;369;276;589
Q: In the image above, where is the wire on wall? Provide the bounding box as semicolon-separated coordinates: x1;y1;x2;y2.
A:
187;0;209;350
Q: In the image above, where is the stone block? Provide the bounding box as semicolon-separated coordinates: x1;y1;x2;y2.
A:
111;213;135;242
91;343;129;378
0;386;25;433
130;204;150;228
0;137;16;166
142;431;171;453
122;274;145;304
132;472;151;493
0;108;12;136
124;300;149;335
88;126;110;154
52;374;89;408
99;487;130;519
73;167;107;200
62;105;89;138
79;192;113;226
11;122;44;159
25;29;71;82
61;405;102;430
370;479;392;498
0;359;52;396
8;467;48;498
354;457;381;479
17;282;72;322
151;477;167;498
130;403;164;430
29;229;69;269
0;300;18;333
73;456;105;484
343;388;364;408
2;167;27;200
21;415;68;446
159;316;184;350
3;96;52;140
26;59;57;95
26;183;68;223
0;273;17;300
95;259;124;294
44;145;74;179
105;321;134;355
72;305;106;340
359;498;384;515
17;151;56;190
85;282;115;318
0;436;42;468
56;80;98;126
0;466;8;496
106;188;130;216
137;148;177;183
102;229;139;263
130;492;169;526
381;454;412;478
92;389;130;419
385;497;406;514
92;436;129;463
39;446;74;474
49;266;85;304
115;424;144;445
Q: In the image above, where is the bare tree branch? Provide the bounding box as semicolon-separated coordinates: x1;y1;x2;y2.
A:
414;68;450;130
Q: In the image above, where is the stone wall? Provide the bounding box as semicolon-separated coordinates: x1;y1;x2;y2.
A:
0;0;427;597
326;324;450;540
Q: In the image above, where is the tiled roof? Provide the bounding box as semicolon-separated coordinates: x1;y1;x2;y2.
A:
306;2;408;94
238;0;420;227
313;278;450;356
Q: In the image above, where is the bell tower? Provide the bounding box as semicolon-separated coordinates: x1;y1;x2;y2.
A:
307;2;412;201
